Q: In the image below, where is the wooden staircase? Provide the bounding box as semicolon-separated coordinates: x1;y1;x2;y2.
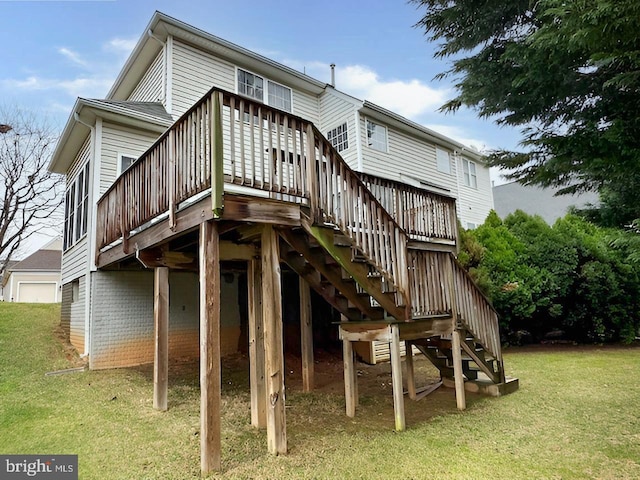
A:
94;87;517;432
413;331;504;384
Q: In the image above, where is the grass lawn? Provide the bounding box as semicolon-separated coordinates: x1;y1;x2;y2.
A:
1;302;639;479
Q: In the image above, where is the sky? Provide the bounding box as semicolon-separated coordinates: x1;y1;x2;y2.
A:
0;0;523;253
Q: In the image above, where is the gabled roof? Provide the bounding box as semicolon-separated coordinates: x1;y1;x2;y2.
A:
108;11;327;102
49;99;173;174
9;249;62;272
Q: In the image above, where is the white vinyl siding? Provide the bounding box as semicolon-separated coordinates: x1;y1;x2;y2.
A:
171;40;236;117
359;119;458;194
456;155;494;227
62;237;88;284
171;39;319;123
128;49;164;103
318;90;358;169
100;123;160;194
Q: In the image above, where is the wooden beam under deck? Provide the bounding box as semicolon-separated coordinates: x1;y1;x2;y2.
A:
96;194;301;269
338;316;453;343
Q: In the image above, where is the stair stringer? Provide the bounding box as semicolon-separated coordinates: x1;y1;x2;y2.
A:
301;221;409;321
279;229;385;321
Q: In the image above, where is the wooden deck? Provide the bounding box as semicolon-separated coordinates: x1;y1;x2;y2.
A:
94;86;512;474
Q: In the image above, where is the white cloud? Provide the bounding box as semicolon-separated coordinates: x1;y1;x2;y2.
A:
336;65;450;119
275;58;450;120
2;75;113;98
58;47;89;68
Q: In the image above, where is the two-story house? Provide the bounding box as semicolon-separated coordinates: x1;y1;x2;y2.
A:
48;12;512;472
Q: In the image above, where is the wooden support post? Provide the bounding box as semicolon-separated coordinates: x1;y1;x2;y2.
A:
199;221;221;473
153;267;169;411
405;340;416;401
448;254;466;411
451;330;466;411
390;324;406;431
299;277;314;393
261;225;287;455
248;258;266;428
342;337;356;417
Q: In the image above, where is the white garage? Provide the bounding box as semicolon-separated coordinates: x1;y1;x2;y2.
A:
16;282;59;303
1;238;62;303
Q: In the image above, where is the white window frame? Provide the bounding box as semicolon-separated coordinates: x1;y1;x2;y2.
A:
117;153;138;176
436;146;451;174
236;67;293;113
63;162;90;251
327;122;349;153
462;158;478;188
365;119;388;152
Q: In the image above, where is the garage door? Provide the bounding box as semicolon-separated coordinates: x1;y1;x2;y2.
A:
17;283;57;303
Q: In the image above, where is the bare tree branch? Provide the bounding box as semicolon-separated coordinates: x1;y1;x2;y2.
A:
0;105;63;271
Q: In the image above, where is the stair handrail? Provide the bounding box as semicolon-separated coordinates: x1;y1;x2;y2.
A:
449;253;502;363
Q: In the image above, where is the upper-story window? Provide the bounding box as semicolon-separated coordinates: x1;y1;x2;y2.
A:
327;122;349;152
436;146;451;174
462;158;477;188
118;154;137;176
366;119;388;152
63;162;90;251
237;68;292;113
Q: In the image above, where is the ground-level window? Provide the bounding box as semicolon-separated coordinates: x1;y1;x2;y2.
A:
366;119;388;152
462;158;477;188
327;122;349;152
237;68;292;113
71;279;80;303
436;146;451;174
466;222;478;230
64;162;90;250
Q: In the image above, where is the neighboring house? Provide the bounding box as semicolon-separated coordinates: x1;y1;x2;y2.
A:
1;238;62;303
493;181;599;224
48;12;513;470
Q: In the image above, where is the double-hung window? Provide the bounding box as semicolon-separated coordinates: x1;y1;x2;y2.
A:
237;68;292;112
436;147;451;174
366;119;387;152
462;159;477;188
63;162;90;250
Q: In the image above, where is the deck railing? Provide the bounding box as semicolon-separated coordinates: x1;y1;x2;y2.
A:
96;87;410;303
409;249;502;362
358;173;458;242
